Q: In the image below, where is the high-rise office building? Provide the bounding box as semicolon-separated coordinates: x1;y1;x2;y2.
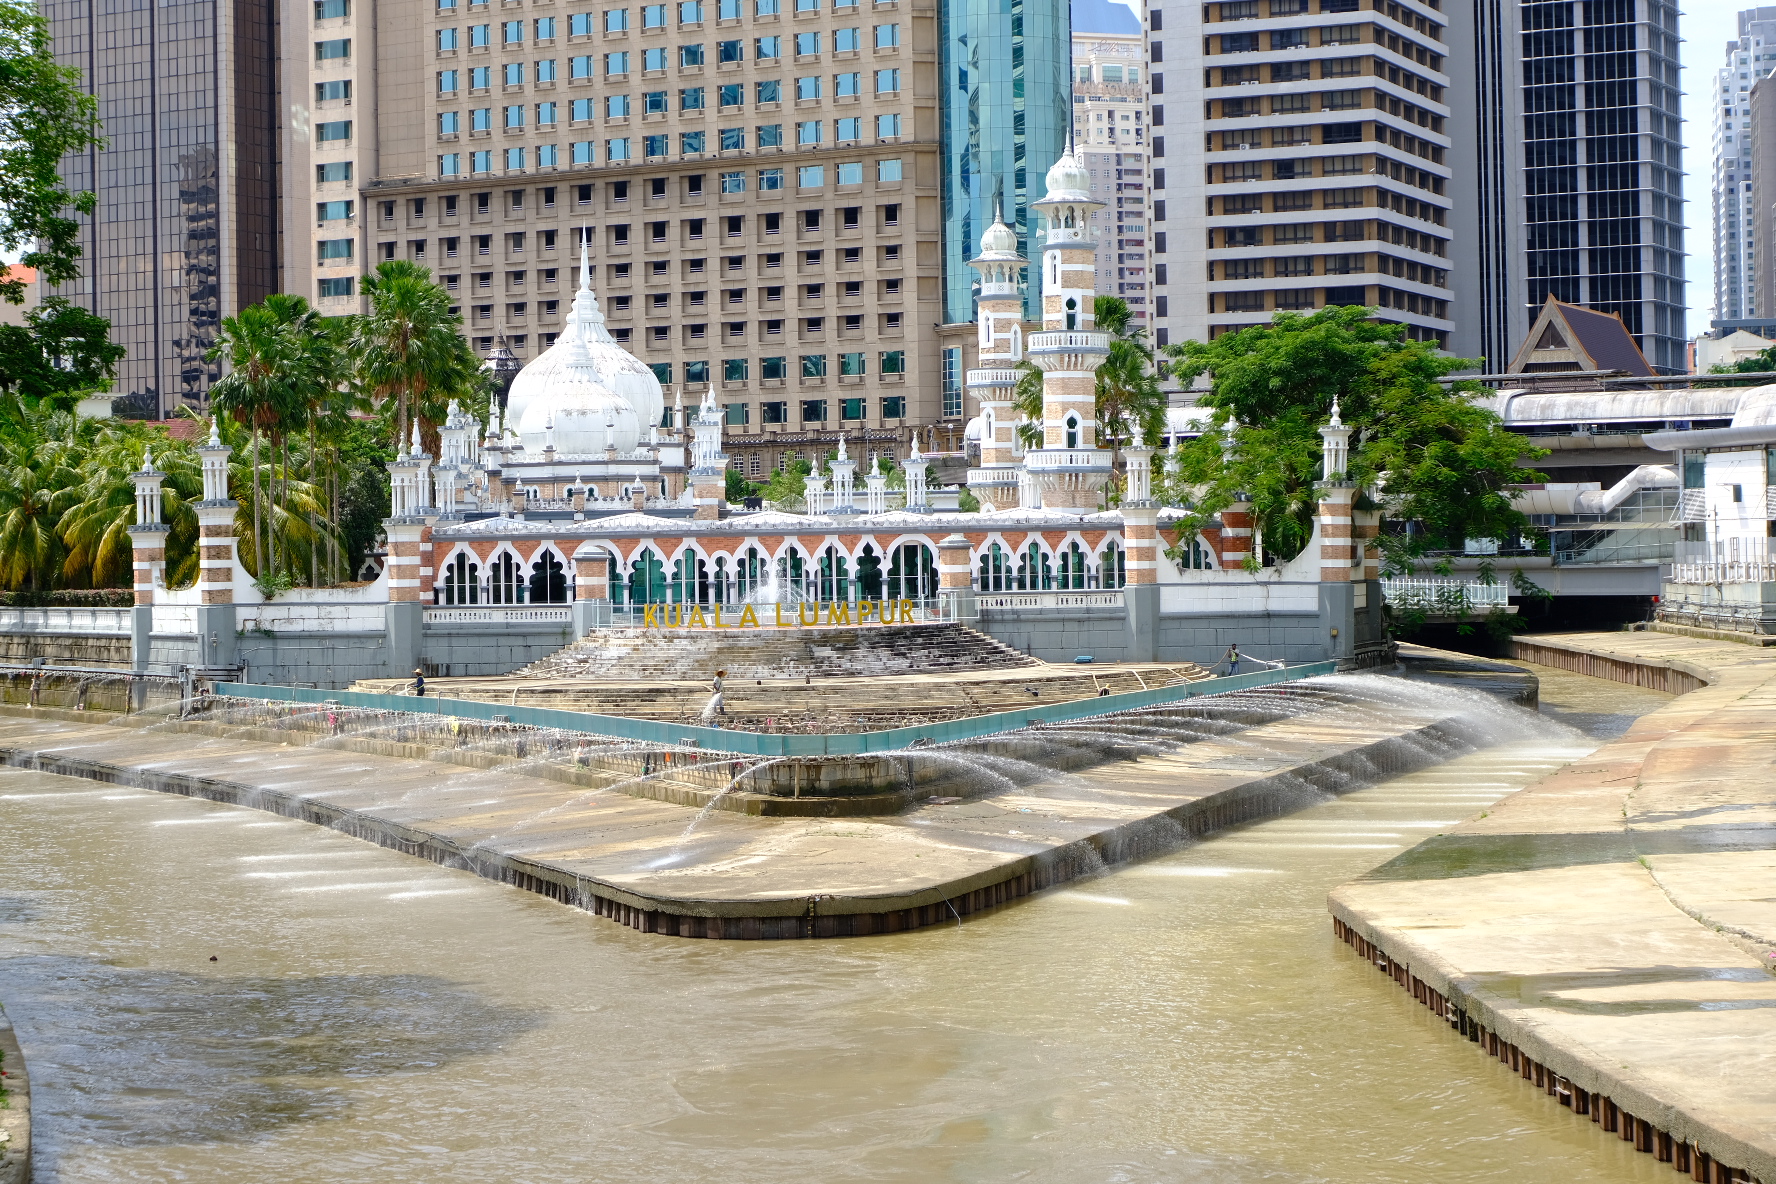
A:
1071;0;1149;322
361;0;1069;476
1143;0;1455;351
1452;0;1686;371
43;0;278;416
1715;9;1776;329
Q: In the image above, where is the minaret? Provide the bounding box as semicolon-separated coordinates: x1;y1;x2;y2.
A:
194;419;240;675
1024;139;1112;512
1316;396;1359;666
901;437;930;512
688;384;728;520
827;433;857;514
125;447;169;676
965;199;1028;513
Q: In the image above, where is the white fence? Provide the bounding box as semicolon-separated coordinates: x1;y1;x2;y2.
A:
239;602;391;632
976;591;1124;611
1668;562;1776;585
423;605;574;625
1380;579;1511;613
0;607;131;635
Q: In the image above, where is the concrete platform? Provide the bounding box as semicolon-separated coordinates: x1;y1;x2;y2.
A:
1330;631;1776;1184
0;680;1471;941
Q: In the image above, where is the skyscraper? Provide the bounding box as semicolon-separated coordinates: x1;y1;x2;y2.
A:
42;0;278;416
1143;0;1456;352
1450;0;1686;371
1071;0;1149;323
1713;8;1776;329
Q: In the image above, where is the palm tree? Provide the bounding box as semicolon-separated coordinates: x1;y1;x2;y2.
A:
57;423;201;589
208;302;305;578
354;260;479;451
0;401;80;591
1090;298;1169;494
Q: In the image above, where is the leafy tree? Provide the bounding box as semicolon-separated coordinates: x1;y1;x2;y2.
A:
0;0;105;305
1160;306;1543;570
758;457;813;509
354;260;480;449
329;415;392;578
0;296;126;405
725;467;761;503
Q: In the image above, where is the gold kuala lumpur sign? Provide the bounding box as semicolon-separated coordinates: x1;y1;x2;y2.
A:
640;600;921;629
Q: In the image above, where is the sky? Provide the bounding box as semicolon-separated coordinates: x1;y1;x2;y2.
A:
1;1;1742;340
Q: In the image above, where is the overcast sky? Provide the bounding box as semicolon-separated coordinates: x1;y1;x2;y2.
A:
3;2;1744;341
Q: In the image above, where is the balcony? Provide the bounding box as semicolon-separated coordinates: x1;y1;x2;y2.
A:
1023;448;1112;473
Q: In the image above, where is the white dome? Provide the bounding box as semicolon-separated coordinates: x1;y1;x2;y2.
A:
980;216;1018;256
504;254;665;435
517;337;642;456
1042;140;1092;201
1730;384;1776;428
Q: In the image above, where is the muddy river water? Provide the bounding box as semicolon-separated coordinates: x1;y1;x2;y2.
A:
0;664;1674;1182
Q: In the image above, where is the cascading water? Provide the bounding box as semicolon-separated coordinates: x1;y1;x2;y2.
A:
0;663;1677;1184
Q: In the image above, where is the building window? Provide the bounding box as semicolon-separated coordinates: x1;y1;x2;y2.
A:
800;398;827;421
800;354;827;377
315;37;350;59
762;400;788;423
762;355;788;379
881;395;906;418
798;165;824;189
940;346;960;415
316;199;355;221
316;120;352;142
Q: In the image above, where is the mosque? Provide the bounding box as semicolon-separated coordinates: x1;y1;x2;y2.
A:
122;144;1389;682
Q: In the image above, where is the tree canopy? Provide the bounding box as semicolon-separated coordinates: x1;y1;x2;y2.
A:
0;0;105;304
1161;306;1543;569
0;295;126;404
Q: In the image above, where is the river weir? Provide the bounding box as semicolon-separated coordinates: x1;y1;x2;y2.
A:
4;669;1559;939
0;663;1678;1183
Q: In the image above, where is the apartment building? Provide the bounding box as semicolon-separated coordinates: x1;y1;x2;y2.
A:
1717;9;1776;329
1144;0;1455;350
1072;2;1150;322
283;0;381;315
43;0;278;416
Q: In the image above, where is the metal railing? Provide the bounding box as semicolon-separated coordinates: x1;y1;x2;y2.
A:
976;590;1124;610
1668;561;1776;585
424;605;575;624
215;660;1338;757
1380;578;1511;614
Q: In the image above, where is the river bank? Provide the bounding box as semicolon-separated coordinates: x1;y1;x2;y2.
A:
1331;630;1776;1183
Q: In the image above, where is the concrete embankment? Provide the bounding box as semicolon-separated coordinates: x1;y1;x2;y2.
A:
0;681;1479;941
1331;630;1776;1184
0;1007;30;1184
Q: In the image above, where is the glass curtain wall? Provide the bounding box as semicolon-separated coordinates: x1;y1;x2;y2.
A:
939;0;1071;323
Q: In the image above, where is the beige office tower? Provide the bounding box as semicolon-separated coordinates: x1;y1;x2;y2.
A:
1146;0;1454;350
284;0;380;315
361;0;941;477
1070;12;1149;325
